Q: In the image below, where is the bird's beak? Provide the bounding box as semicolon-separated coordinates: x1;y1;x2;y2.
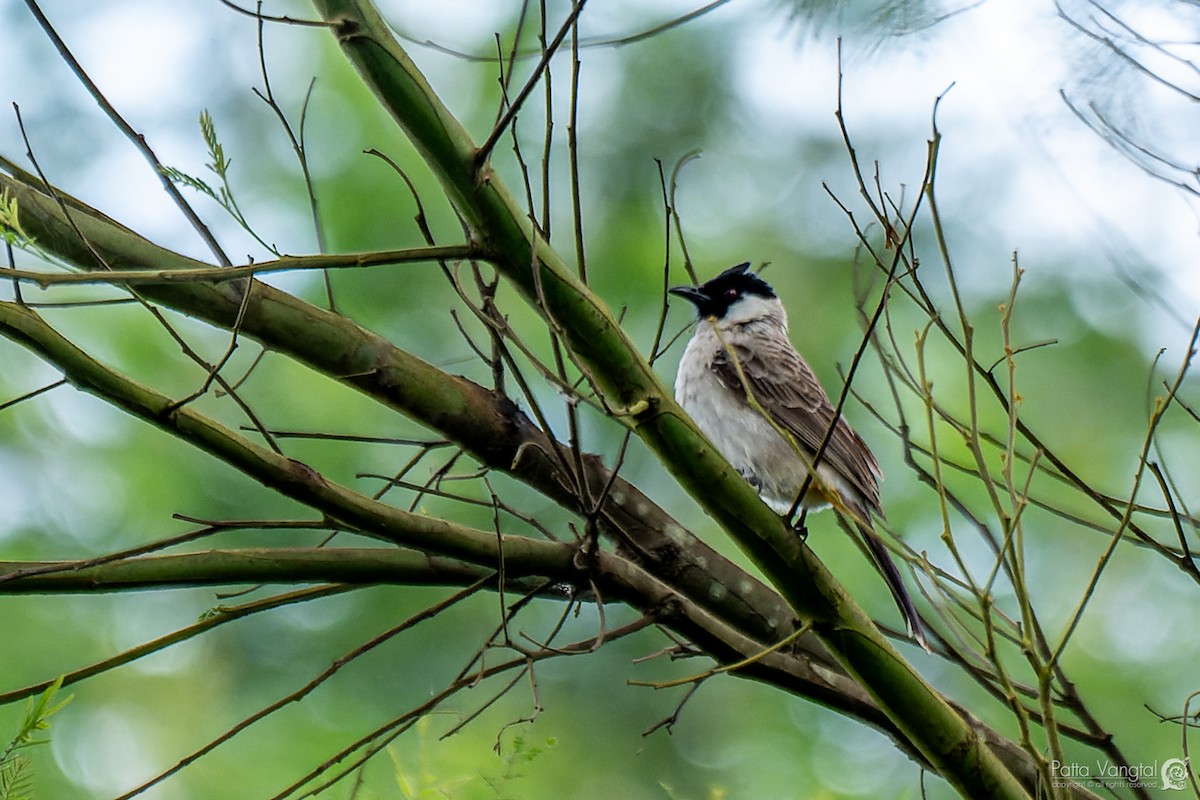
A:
668;285;707;306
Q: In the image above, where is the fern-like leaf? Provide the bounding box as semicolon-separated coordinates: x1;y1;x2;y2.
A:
0;753;33;800
0;676;72;800
159;165;219;201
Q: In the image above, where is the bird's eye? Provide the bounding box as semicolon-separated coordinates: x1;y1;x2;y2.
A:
724;288;739;300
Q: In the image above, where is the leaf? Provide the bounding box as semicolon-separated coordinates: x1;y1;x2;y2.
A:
0;754;34;800
0;188;34;247
0;677;69;800
199;110;231;178
159;165;218;200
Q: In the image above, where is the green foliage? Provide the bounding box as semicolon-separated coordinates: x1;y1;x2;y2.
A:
157;112;229;205
0;189;35;252
159;110;279;254
386;718;555;800
482;732;556;800
0;677;71;800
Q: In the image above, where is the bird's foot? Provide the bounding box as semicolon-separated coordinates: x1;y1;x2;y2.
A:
787;515;806;542
788;508;810;542
737;469;764;493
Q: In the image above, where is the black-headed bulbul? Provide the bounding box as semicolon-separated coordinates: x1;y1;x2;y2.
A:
669;262;927;650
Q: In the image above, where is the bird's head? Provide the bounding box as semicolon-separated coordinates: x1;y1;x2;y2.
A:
669;263;784;327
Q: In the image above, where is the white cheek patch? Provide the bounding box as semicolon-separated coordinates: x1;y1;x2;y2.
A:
721;294;781;327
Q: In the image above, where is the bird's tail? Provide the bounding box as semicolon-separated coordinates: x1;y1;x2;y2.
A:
857;520;930;652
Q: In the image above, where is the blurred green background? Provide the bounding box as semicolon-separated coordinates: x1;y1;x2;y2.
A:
2;1;1200;798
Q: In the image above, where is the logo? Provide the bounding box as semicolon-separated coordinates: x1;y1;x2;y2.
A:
1162;758;1189;791
1050;757;1190;791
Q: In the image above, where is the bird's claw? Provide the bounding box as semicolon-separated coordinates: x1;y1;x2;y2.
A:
787;507;810;541
789;517;809;541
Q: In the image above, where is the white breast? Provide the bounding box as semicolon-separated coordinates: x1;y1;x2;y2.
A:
674;326;800;512
673;322;864;515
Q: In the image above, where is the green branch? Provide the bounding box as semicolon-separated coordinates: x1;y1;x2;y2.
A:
0;299;567;574
0;548;495;592
0;540;1100;799
1;244;481;288
307;2;1030;797
0;264;1049;789
0;293;915;762
0;166;797;680
0;15;1065;794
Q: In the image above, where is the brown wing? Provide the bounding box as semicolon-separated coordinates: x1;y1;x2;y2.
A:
711;336;882;511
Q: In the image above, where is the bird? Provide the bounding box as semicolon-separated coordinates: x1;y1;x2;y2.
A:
668;262;928;650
